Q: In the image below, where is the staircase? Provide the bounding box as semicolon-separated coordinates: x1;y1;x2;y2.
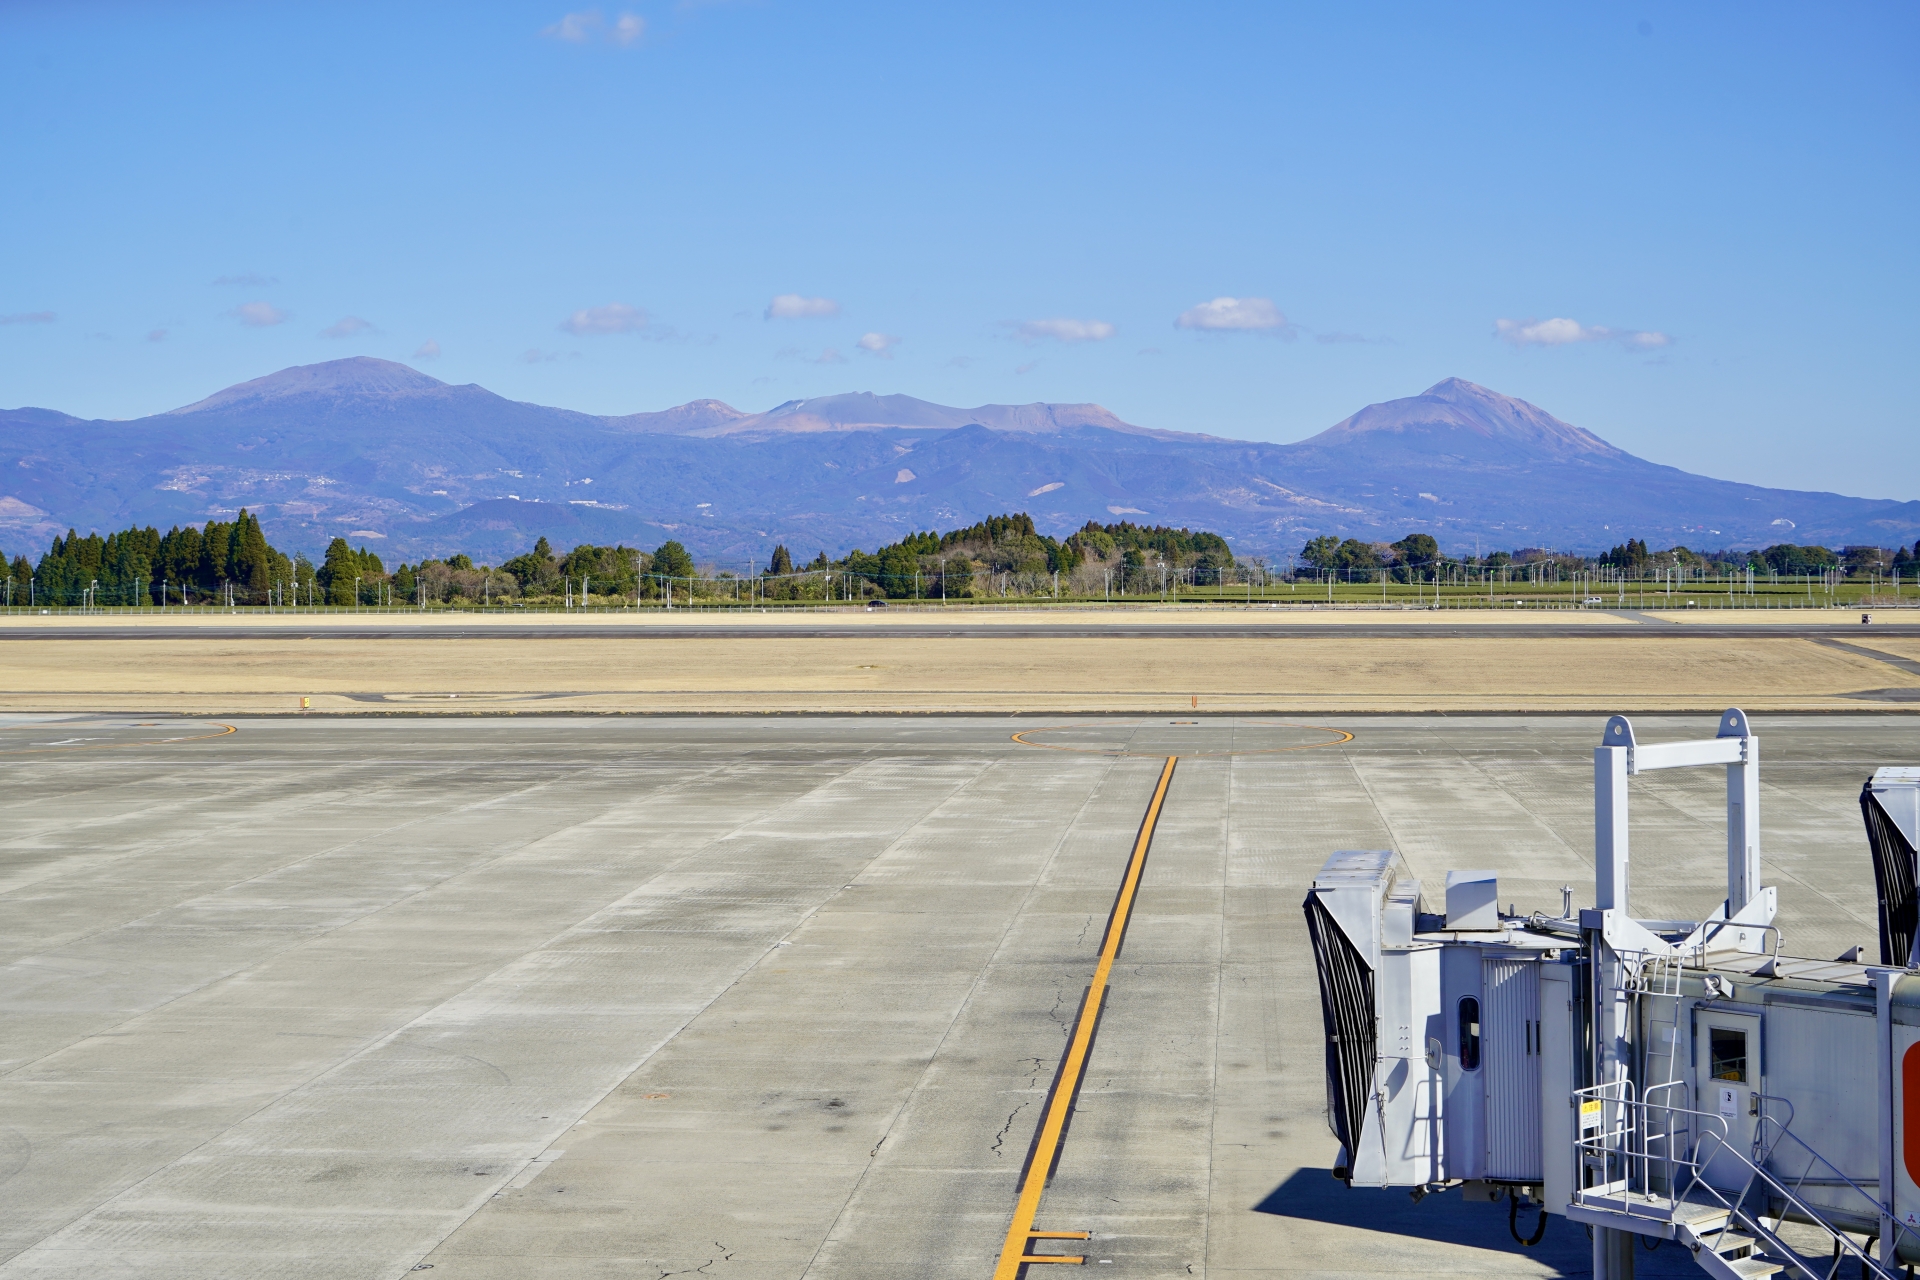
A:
1672;1201;1791;1280
1570;1191;1866;1280
1567;1087;1903;1280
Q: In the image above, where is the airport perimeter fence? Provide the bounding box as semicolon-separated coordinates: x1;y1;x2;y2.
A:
3;595;1916;618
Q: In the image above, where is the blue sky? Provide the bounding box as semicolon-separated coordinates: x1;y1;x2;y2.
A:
3;1;1915;498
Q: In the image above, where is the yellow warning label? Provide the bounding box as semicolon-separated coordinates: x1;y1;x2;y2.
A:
1581;1100;1602;1115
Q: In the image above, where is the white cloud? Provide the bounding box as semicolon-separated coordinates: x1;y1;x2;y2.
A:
541;9;644;45
856;331;899;357
1175;296;1286;332
1017;317;1114;343
321;316;374;339
1494;316;1670;350
414;339;441;360
561;302;649;335
0;311;55;325
1027;481;1065;497
765;293;840;319
233;301;288;327
542;9;602;41
812;347;847;365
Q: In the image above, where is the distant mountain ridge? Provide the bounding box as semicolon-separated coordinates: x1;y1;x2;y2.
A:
2;358;1915;564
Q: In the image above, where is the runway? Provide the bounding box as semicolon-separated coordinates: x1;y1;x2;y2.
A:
0;711;1899;1278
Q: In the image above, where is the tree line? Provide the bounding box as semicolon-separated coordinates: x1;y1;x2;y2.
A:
1296;533;1920;583
2;512;1241;607
7;513;1916;607
4;511;296;606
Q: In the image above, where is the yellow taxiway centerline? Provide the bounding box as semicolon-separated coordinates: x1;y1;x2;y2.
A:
992;755;1178;1277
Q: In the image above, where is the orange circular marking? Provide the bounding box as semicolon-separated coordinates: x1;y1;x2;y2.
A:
0;721;238;756
1011;719;1352;758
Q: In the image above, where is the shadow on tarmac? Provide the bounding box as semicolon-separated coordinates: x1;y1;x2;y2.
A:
1253;1170;1699;1277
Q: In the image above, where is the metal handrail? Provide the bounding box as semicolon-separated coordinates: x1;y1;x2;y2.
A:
1754;1111;1920;1257
1689;1127;1887;1280
1688;919;1785;960
1572;1087;1900;1280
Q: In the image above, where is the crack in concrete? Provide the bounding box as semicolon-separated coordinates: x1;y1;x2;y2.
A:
659;1240;732;1277
990;1101;1029;1157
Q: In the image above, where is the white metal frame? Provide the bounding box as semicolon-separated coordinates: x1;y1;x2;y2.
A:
1594;708;1760;920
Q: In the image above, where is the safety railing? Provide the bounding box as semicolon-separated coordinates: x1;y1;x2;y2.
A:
1572;1084;1905;1280
1753;1111;1917;1260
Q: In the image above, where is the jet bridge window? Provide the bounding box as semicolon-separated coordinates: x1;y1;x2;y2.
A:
1709;1027;1747;1082
1458;996;1481;1071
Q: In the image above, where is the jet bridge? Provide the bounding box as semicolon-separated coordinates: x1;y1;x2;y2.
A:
1304;711;1920;1280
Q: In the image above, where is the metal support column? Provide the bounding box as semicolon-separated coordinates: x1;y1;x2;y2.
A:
1719;709;1760;916
1592;715;1636;1280
1595;1220;1635;1280
1596;717;1633;913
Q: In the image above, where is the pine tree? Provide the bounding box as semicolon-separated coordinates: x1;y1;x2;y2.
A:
229;509;272;598
319;538;361;605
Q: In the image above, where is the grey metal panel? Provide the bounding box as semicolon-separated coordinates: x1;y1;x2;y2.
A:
1441;944;1486;1181
1483;955;1542;1180
1761;1002;1880;1220
1312;849;1403;969
1539;964;1575;1212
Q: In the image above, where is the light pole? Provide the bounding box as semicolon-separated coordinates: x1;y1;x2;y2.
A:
354;576;361;611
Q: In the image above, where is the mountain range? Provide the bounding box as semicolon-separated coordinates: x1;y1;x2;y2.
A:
3;358;1915;565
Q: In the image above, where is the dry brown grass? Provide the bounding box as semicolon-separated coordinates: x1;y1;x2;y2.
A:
0;629;1913;713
